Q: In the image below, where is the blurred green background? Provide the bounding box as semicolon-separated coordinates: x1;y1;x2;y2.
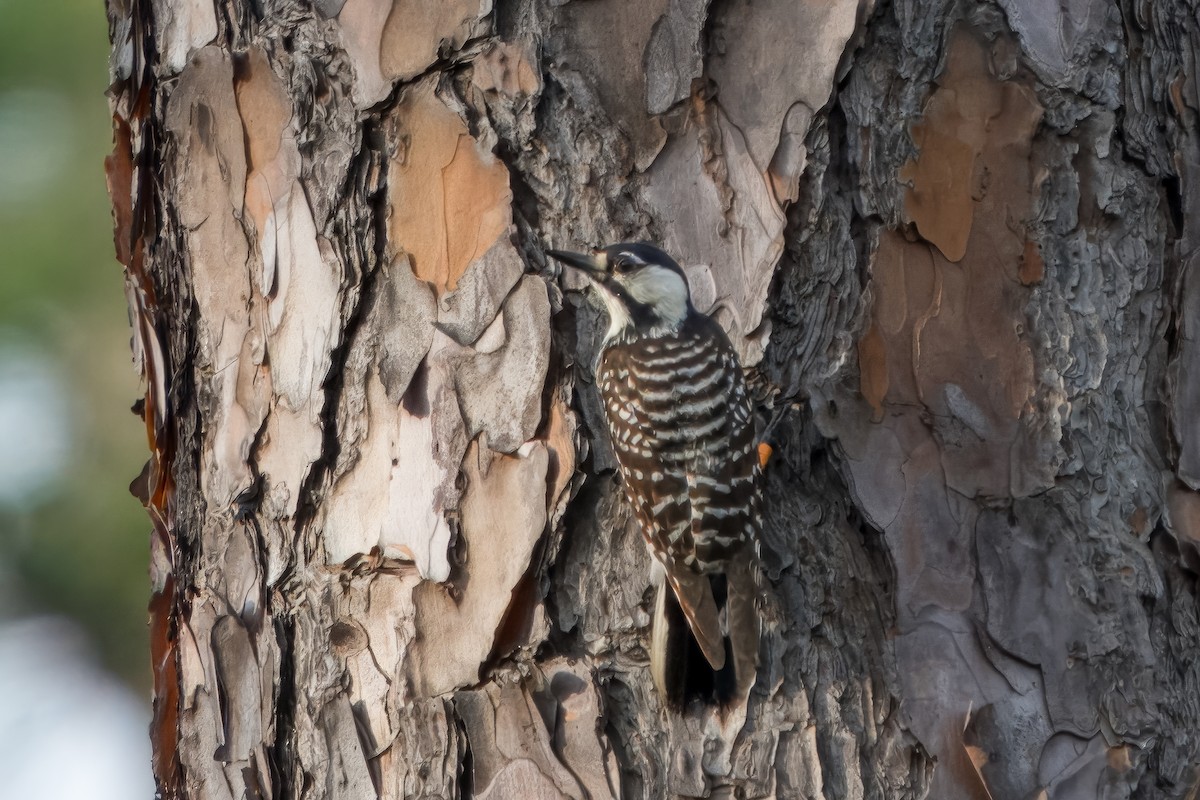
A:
0;0;149;691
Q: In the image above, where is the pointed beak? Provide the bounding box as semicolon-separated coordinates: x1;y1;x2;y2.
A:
547;249;606;279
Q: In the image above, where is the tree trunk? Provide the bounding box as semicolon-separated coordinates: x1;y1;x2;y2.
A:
105;0;1200;798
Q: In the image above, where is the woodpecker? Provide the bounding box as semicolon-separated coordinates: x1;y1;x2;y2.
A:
548;242;761;708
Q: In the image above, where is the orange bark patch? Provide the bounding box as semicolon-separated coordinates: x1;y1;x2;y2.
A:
900;123;977;262
860;27;1045;498
900;29;1043;264
472;41;541;99
105;115;135;267
1107;745;1133;772
233;47;294;280
149;576;179;789
543;393;577;516
1168;482;1200;544
388;79;512;293
381;0;486;83
1019;238;1045;285
858;322;889;423
233;49;289;171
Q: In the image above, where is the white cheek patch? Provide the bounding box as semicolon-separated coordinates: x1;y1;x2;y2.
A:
622;266;689;327
591;282;633;339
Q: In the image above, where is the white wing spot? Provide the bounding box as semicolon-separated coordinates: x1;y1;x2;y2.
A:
651;497;673;514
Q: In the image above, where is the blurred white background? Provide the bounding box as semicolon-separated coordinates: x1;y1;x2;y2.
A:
0;0;153;795
0;616;153;799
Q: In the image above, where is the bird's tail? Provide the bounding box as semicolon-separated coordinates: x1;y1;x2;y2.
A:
650;556;759;709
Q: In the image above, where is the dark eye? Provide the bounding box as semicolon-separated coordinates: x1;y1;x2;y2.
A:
613;258;631;273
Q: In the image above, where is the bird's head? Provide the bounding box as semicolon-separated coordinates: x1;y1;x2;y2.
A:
548;242;693;340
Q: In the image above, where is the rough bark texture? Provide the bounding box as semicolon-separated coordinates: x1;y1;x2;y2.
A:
105;0;1200;798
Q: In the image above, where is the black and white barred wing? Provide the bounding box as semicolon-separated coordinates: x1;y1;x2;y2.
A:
686;343;760;566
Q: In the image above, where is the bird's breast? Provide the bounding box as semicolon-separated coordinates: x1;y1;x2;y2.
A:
597;329;739;460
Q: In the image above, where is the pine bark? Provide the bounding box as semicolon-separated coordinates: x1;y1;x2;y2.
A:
105;0;1200;798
